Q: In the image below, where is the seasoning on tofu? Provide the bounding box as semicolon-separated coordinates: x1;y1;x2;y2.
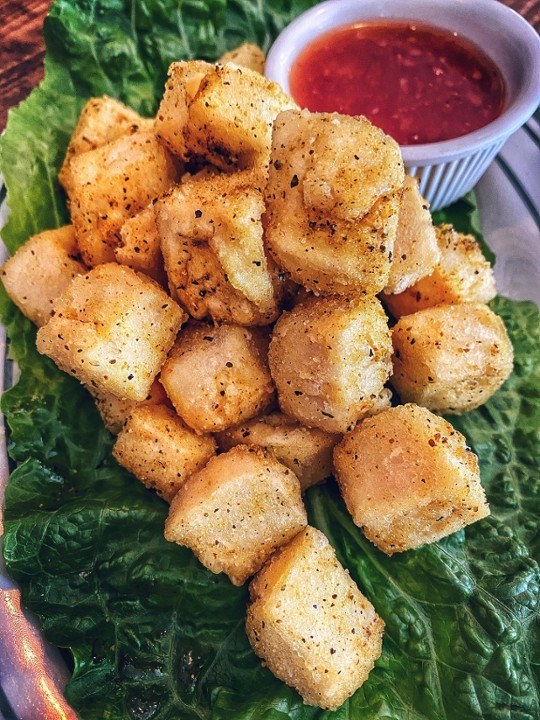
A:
155;169;282;326
0;44;517;711
246;526;384;709
264;109;404;295
269;294;392;432
36;263;186;401
185;63;298;170
391;302;513;413
334;403;490;554
383;223;497;317
90;378;169;435
159;322;275;434
115;203;167;285
68;129;179;266
113;404;216;502
164;445;307;585
216;411;340;492
58;95;153;195
0;225;86;327
383;175;440;295
155;60;213;161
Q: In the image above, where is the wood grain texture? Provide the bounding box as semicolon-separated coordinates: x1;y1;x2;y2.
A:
0;0;539;132
512;0;540;27
0;0;53;131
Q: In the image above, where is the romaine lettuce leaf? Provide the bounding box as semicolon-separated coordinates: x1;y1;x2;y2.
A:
1;1;539;718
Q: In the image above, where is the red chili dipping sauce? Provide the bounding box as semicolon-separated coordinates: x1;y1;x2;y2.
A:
290;21;506;145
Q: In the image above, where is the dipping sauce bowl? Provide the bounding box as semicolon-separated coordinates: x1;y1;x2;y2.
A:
266;0;540;210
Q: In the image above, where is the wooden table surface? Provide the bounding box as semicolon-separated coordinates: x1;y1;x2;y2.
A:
1;0;539;132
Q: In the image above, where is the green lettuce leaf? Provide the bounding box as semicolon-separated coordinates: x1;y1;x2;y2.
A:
1;1;539;718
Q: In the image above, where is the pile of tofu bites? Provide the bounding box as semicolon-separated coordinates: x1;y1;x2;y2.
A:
1;43;514;710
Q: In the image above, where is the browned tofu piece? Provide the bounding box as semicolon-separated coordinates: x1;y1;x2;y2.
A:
334;404;490;554
383;224;497;317
37;263;186;401
69;129;179;266
185;63;297;170
391;303;513;413
216;411;340;492
264;109;404;295
59;96;152;194
160;322;275;434
218;43;266;74
0;225;86;327
113;404;216;501
115;204;166;285
154;60;212;160
156;170;282;325
246;526;384;710
269;295;393;433
90;378;169;435
164;445;307;585
383;175;440;295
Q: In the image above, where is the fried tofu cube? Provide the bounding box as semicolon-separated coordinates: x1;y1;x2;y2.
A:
156;169;282;325
164;445;307;585
154;60;212;160
115;204;166;284
160;322;275;433
383;175;440;295
216;411;340;492
383;223;497;318
246;526;384;710
185;63;297;170
69;129;179;266
391;303;513;413
1;225;86;327
264;110;404;295
269;296;393;433
334;404;490;554
59;96;153;194
113;404;216;501
37;263;186;400
218;43;266;74
90;378;169;435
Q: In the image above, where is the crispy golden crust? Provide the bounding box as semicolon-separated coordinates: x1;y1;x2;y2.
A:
218;43;266;74
113;404;216;502
69;129;179;267
0;225;86;327
264;110;404;295
216;411;340;492
384;223;497;317
383;175;440;295
59;96;153;194
269;295;393;432
90;378;169;435
156;169;283;325
36;263;186;401
185;63;297;170
154;60;212;160
391;302;513;413
164;445;307;585
42;74;518;711
246;526;384;710
334;404;489;554
159;322;275;434
115;204;167;285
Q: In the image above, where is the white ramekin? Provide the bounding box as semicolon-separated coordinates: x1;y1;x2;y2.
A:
266;0;540;210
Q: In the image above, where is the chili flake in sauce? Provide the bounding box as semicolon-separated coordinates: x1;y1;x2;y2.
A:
290;21;506;145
